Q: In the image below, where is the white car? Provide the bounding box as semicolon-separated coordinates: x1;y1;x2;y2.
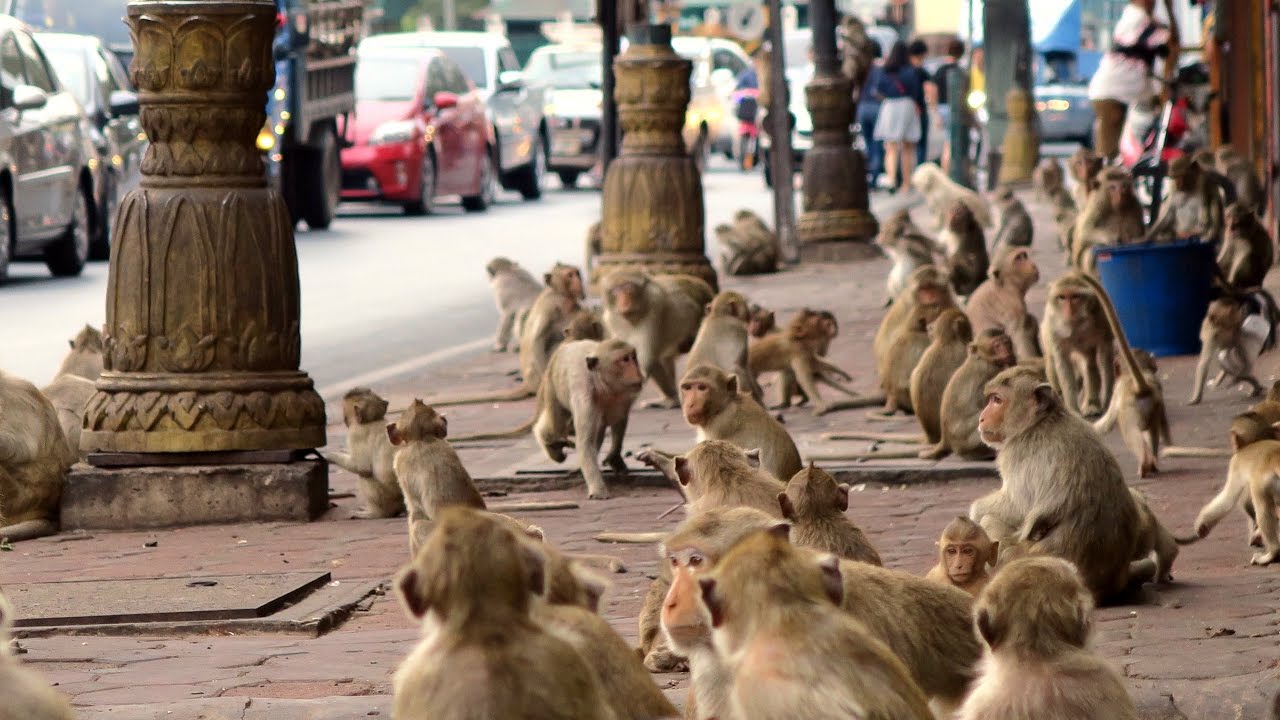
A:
669;36;753;159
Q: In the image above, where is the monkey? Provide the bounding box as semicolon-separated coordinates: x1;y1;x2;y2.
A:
873;264;958;376
838;15;877;90
1176;433;1280;565
912;162;993;228
486;256;544;352
697;529;937;720
969;366;1154;602
1215;145;1266;215
746;303;775;338
602;269;716;408
451;339;645;500
919;329;1016;461
391;507;610;720
1093;348;1172;478
956;556;1138;720
0;371;75;543
965;244;1042;360
1129;487;1179;583
778;462;881;565
54;324;104;380
584;220;602;281
909;308;974;443
1189;295;1266;404
387;400;485;554
874;209;937;302
1067;146;1104;211
562;308;606;342
877;306;933;415
718;209;779;276
1162;404;1280;460
686;290;763;402
1071;167;1145;275
1269;688;1280;720
748;309;869;415
678;365;802;481
1144;154;1226;246
39;374;94;460
1039;272;1121;417
430;263;586;405
1032;157;1065;203
924;516;997;597
989;186;1034;258
1216;202;1274;290
638;439;787;517
939;200;989;298
776;309;865;408
322;387;404;518
0;591;76;720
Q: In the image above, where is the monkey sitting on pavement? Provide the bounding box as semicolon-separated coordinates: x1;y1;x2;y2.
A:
678;365;802;481
912;162;993;229
637;439;786;518
686;290;763;402
956;556;1139;720
875;209;937;303
989;186;1034;258
324;387;404;518
939;200;989;298
1032;157;1065;204
55;324;104;380
1039;272;1123;417
387;400;485;554
485;256;543;353
924;516;997;598
1071;166;1144;275
778;463;881;565
909;308;973;444
965;245;1042;360
1217;202;1275;291
1144;154;1225;246
0;370;76;543
919;329;1017;461
748;309;869;414
717;209;780;276
1129;487;1179;583
874;265;958;375
1215;145;1266;215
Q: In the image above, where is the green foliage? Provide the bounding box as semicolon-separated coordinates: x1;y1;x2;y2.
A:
401;0;490;31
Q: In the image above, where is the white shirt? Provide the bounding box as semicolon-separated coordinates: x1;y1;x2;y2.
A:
1087;5;1170;104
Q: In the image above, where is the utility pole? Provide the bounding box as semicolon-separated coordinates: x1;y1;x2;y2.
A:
601;0;620;169
764;0;798;263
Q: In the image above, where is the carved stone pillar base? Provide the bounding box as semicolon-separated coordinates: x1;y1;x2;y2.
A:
997;90;1039;185
798;72;878;248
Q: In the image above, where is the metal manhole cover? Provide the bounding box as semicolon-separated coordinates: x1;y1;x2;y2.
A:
5;572;331;627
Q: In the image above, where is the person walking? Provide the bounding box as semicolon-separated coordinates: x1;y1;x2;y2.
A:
873;40;925;193
933;38;966;173
909;39;934;166
1087;0;1179;161
857;43;885;189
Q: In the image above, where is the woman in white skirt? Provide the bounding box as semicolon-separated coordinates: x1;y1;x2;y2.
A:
872;41;926;192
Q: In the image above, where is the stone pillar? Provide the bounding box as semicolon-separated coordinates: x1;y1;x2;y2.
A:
982;0;1033;188
797;0;877;261
595;24;717;290
997;87;1039;184
68;0;327;529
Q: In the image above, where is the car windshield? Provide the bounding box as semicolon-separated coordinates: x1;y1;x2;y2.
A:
356;55;419;102
10;0;131;49
433;46;487;88
532;51;600;89
39;43;89;107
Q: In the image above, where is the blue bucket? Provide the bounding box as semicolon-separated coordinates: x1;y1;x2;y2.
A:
1093;240;1216;357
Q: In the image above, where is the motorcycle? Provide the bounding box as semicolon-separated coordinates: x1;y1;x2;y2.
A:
731;87;760;172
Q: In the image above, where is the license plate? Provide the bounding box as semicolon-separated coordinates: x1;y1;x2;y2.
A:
552;132;588;155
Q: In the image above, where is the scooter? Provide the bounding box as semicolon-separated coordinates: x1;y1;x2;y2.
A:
731;87;760;172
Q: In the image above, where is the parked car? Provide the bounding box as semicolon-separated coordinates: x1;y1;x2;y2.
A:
34;32;142;259
0;15;98;282
523;42;602;188
6;0;133;68
669;36;753;161
360;31;545;200
1033;50;1094;146
341;44;495;214
759;29;813;188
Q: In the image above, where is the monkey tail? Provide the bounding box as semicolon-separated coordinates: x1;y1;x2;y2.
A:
1160;445;1231;459
1173;532;1204;546
449;415;536;442
1074;272;1152;398
423;383;536;408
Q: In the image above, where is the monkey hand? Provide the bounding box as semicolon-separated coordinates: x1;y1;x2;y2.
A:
635;448;672;469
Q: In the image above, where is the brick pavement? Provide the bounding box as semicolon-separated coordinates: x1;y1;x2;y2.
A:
3;187;1280;719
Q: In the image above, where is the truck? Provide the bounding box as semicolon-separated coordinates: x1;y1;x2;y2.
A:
263;0;365;230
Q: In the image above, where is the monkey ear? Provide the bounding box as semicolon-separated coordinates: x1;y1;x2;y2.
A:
1230;431;1247;451
777;493;796;521
698;578;725;628
572;565;610;613
987;540;1000;568
975;608;1000;648
585;355;600;371
1033;383;1056;411
386;423;404;446
436;415;449;439
767;521;791;540
543;272;553;284
674;456;692;486
817;555;844;605
835;483;851;512
395;568;431;619
726;375;740;394
743;448;762;467
68;339;75;349
517;542;548;597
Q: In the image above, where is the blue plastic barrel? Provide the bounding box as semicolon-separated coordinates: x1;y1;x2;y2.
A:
1093;240;1216;357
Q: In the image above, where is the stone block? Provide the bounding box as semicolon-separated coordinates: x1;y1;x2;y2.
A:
61;461;328;530
797;239;882;263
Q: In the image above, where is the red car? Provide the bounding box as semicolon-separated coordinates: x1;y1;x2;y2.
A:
342;45;497;214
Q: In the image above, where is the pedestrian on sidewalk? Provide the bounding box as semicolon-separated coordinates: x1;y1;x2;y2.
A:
933;38;966;174
857;43;885;189
873;40;925;193
908;39;935;167
1086;0;1179;161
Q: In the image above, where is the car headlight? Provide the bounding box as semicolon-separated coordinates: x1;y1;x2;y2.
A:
369;120;416;146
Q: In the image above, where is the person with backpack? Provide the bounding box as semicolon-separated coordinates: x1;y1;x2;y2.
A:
1087;0;1180;161
872;40;926;193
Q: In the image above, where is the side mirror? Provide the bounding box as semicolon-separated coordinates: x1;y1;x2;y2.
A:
432;91;458;110
497;69;524;92
12;84;47;111
108;89;139;116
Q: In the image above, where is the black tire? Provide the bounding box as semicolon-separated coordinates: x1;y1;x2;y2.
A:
558;169;580;188
0;185;12;284
301;126;340;230
90;171;115;261
404;152;436;216
462;148;497;212
509;132;545;200
46;184;91;277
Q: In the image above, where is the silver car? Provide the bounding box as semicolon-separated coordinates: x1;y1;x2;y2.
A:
523;42;602;188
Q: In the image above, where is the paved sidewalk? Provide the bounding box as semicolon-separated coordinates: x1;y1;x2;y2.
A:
3;187;1280;719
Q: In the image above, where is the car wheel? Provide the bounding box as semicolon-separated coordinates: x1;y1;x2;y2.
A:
302;126;341;230
462;148;497;212
46;184;91;277
558;169;580;188
511;133;545;200
404;152;436;216
90;171;115;261
0;188;11;284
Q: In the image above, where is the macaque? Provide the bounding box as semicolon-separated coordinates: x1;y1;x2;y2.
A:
1217;203;1274;290
965;245;1041;360
875;209;937;302
40;374;94;460
1189;296;1265;404
697;529;936;720
686;290;763;401
1129;487;1179;583
1215;145;1265;215
0;591;75;720
1094;349;1171;478
989;186;1033;257
939;201;989;298
910;308;974;443
1068;147;1103;211
451;339;645;500
485;256;543;352
878;306;932;415
718;209;779;276
1072;167;1144;275
1038;273;1116;416
873;265;958;374
1032;158;1065;204
584;221;602;281
778;463;881;565
920;330;1016;461
678;365;802;481
392;507;609;720
970;366;1153;602
748;309;866;414
747;304;775;338
0;371;75;542
55;324;104;380
925;516;997;597
324;386;403;518
387;400;484;553
562;308;605;341
638;439;786;517
602;269;715;408
838;15;877;89
956;557;1138;720
912;162;993;228
1144;155;1225;246
1178;433;1280;565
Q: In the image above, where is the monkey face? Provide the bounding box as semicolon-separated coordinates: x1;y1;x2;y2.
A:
681;379;714;425
1106;179;1133;209
989;336;1016;367
748;309;776;338
608;283;643;315
1007;249;1039;286
661;545;713;649
1052;289;1090;326
943;542;980;584
977;389;1008;445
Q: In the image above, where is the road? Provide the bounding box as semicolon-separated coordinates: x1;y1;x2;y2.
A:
0;158;774;393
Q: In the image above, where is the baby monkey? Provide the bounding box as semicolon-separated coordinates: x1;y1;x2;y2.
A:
924;516;997;597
